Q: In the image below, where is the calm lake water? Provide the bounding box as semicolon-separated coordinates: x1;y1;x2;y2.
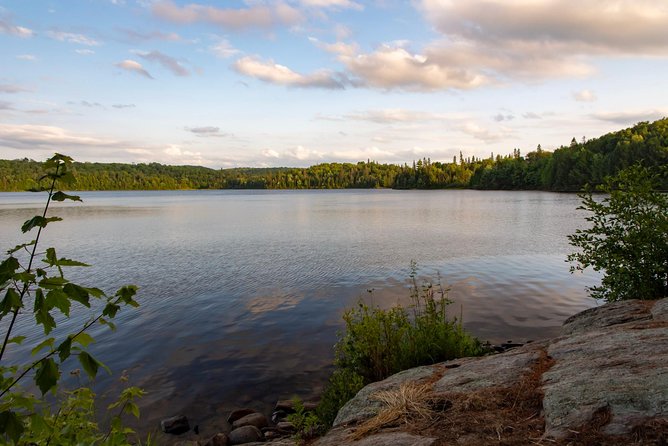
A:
0;189;600;436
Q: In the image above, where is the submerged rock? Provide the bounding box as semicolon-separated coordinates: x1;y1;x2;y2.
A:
160;415;190;435
228;425;264;445
231;412;269;430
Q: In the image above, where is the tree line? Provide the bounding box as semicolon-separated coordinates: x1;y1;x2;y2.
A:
1;118;666;192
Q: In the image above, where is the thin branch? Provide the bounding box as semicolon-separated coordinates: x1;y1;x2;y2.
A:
0;163;60;363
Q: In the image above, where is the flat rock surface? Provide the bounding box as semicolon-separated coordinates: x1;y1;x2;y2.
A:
317;298;668;445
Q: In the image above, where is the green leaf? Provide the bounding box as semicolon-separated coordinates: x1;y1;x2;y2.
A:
0;257;20;284
72;332;95;347
78;351;99;378
57;258;90;267
21;216;62;233
57;337;72;362
8;336;26;345
35;308;56;335
7;240;36;255
38;276;68;289
103;303;120;318
51;191;82;202
31;337;55;356
63;283;90;307
35;358;59;395
115;285;138;304
0;410;24;443
125;402;140;419
0;289;22;316
46;289;70;316
45;247;58;266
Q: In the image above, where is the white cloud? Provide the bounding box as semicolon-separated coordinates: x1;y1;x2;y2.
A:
163;144;204;164
116;59;154;79
136;50;189;76
343;109;447;123
210;39;239;58
591;110;667;125
573;89;597;102
120;29;183;42
0;84;30;94
185;126;227;137
233;56;346;89
338;44;489;91
47;31;101;46
457;122;514;143
151;1;304;30
299;0;362;10
0;123;121;149
16;54;36;61
75;49;95;56
0;18;33;38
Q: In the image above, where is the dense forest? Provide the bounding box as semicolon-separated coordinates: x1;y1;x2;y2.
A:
1;118;666;192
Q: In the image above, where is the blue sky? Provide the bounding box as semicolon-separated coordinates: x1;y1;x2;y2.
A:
1;0;667;168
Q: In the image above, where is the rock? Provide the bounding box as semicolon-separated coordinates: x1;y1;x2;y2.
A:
275;399;318;413
232;412;269;430
172;442;199;446
203;433;229;446
227;408;256;424
271;410;287;423
543;317;668;437
161;415;190;435
432;342;546;394
313;427;436;446
334;364;439;427
561;300;653;335
262;429;281;440
228;425;264;445
275;421;296;433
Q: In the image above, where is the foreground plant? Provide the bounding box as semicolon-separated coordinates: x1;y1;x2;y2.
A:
0;154;145;444
317;265;483;427
568;164;668;302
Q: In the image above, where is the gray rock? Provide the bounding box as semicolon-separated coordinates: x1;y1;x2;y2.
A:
432;343;545;394
275;421;295;433
227;408;256;424
651;298;668;321
161;415;190;435
334;365;439;427
203;433;229;446
232;412;269;430
313;427;436;446
543;321;668;437
228;425;264;445
561;300;652;336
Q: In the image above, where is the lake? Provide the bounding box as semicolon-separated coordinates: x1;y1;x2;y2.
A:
0;189;600;436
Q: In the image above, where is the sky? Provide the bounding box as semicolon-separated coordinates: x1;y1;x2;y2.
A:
1;0;667;168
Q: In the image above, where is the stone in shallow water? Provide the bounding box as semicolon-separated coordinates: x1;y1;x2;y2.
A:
160;415;190;435
228;425;264;445
232;412;269;430
203;433;229;446
227;408;256;424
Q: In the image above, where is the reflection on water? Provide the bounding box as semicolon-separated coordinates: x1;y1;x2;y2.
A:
0;189;600;437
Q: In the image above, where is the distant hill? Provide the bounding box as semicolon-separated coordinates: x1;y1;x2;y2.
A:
1;118;666;192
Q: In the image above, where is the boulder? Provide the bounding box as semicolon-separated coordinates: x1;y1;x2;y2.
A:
160;415;190;435
203;433;229;446
231;412;269;430
227;408;256;424
228;425;263;445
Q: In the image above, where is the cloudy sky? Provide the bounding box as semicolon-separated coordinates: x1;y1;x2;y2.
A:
1;0;667;167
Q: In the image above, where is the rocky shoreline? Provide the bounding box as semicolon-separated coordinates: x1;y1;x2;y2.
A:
158;298;668;445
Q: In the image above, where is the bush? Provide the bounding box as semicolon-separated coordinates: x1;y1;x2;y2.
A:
568;164;668;301
0;154;146;444
317;265;484;427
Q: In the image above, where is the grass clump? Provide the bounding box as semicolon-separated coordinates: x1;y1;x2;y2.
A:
316;263;484;427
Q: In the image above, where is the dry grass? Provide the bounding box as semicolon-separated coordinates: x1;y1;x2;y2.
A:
350;382;434;440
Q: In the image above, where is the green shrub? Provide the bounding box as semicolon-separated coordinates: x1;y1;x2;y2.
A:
317;265;484;427
286;397;324;443
0;154;146;444
568;164;668;301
